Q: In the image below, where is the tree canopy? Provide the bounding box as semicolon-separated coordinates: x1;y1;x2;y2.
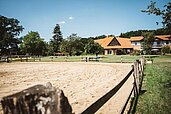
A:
20;31;47;55
50;24;63;53
119;28;170;38
84;38;104;55
142;1;171;33
0;15;23;55
142;32;155;55
60;34;104;56
60;34;84;56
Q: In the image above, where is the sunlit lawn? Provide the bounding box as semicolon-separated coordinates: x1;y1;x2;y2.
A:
40;55;142;63
135;55;171;114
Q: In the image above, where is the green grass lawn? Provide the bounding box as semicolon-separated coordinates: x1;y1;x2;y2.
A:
135;55;171;114
40;55;142;63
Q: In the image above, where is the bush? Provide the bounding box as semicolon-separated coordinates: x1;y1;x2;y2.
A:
133;49;141;55
116;49;126;55
161;45;170;55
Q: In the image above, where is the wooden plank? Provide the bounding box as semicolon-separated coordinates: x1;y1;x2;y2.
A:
81;68;134;114
120;86;134;114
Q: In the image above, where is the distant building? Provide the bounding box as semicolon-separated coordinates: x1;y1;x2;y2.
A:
95;35;171;55
95;36;133;55
130;35;171;52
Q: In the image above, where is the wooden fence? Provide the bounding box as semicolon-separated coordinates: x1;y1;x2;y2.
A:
80;56;145;114
1;57;145;114
0;55;41;62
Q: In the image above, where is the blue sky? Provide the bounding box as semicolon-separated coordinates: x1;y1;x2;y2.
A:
0;0;170;41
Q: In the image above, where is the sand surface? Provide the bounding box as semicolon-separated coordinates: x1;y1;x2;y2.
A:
0;62;134;114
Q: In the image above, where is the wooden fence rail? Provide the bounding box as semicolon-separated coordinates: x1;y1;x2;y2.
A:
0;55;41;62
80;56;145;114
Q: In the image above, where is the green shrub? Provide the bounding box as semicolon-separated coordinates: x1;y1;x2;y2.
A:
162;45;170;55
133;49;141;55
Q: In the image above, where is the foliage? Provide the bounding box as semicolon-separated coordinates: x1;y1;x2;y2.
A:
84;38;104;55
162;45;170;55
142;32;155;55
20;31;47;55
92;35;107;40
119;28;170;38
60;34;104;56
116;49;126;55
50;24;63;53
0;15;23;55
133;49;141;56
142;1;171;34
60;34;84;56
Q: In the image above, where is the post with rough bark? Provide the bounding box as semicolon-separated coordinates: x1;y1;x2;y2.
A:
133;60;139;95
120;56;123;63
140;56;145;72
39;57;41;61
33;56;35;61
26;56;28;62
20;56;22;62
1;82;72;114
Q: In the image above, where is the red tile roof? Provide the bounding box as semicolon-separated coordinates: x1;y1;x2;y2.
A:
130;36;143;41
155;35;171;40
95;36;133;49
130;35;171;41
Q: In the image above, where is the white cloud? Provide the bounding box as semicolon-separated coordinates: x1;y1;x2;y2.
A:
69;16;74;20
58;21;66;24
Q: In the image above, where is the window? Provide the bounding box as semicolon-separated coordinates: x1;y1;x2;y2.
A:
108;50;112;54
135;42;137;45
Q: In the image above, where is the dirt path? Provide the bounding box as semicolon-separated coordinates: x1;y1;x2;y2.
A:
0;62;133;114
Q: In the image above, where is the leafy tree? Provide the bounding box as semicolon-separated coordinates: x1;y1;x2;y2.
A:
60;34;84;56
120;30;152;38
142;1;171;33
20;31;47;55
142;32;155;55
46;42;54;55
161;45;170;55
93;35;107;40
0;15;23;55
84;38;104;55
50;24;63;53
119;28;170;38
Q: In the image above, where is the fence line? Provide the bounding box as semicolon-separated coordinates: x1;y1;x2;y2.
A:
81;68;134;114
80;56;145;114
0;55;41;62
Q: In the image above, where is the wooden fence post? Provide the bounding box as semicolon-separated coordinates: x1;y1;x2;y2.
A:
133;60;140;95
140;56;145;72
26;56;28;62
1;82;72;114
20;56;22;62
33;56;35;61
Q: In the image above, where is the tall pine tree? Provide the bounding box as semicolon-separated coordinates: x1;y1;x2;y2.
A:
50;24;63;53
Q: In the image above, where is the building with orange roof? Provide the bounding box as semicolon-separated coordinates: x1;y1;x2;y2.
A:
130;35;171;52
95;35;171;55
95;36;133;55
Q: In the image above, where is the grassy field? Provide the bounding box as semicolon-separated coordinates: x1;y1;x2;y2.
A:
40;55;141;63
135;55;171;114
1;54;160;63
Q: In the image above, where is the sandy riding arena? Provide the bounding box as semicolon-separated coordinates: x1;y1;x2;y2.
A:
0;62;134;114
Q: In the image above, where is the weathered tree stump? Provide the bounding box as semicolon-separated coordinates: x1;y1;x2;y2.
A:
1;82;72;114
